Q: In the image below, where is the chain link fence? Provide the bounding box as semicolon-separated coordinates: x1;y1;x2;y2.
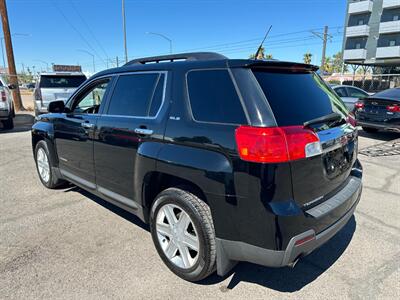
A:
323;73;400;93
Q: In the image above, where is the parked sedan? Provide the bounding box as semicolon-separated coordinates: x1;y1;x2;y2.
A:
331;85;369;111
355;87;400;133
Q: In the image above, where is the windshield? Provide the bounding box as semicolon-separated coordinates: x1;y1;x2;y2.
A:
253;70;348;127
39;75;86;88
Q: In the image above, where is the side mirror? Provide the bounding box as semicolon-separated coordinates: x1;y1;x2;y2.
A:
48;100;65;113
8;84;16;90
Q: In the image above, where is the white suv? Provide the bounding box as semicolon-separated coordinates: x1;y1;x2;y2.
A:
34;72;87;116
0;77;15;130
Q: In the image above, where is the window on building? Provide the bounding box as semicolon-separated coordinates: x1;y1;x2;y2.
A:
356;43;361;49
389;40;396;47
394;15;399;21
357;19;364;26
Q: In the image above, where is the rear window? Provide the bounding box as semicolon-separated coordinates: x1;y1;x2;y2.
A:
39;75;86;88
187;70;247;124
253;70;347;126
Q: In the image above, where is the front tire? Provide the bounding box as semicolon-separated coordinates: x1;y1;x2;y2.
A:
34;140;66;188
150;188;216;282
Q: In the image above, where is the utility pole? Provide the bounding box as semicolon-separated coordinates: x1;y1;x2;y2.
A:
122;0;128;63
116;56;119;67
311;26;331;73
0;0;24;111
321;26;328;73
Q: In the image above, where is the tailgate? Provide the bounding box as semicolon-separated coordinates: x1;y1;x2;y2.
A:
290;123;358;206
252;69;356;208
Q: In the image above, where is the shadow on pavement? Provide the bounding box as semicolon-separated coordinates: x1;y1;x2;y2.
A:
62;184;356;292
0;113;34;134
200;216;357;292
358;130;400;142
64;185;149;232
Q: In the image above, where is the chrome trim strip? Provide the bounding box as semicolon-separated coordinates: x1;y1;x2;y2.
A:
97;186;138;209
60;169;96;189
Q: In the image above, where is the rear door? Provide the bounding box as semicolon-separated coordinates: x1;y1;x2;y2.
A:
94;71;168;206
253;70;358;206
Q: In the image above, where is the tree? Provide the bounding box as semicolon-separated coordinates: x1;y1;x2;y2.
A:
249;47;272;59
332;51;348;73
265;54;273;59
303;53;313;64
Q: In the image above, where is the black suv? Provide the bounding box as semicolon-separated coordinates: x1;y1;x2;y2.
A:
32;52;363;282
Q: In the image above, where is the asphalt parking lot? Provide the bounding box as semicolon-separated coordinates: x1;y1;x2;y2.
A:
1;115;399;299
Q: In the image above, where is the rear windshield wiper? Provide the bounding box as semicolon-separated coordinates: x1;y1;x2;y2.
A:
303;112;343;128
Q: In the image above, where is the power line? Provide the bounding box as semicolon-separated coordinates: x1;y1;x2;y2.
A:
68;0;109;67
50;0;106;66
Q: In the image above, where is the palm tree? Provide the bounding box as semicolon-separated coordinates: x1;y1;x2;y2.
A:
303;53;312;64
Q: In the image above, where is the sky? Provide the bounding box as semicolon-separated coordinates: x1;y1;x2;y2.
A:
5;0;347;74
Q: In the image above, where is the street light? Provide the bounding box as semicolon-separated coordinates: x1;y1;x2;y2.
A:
0;33;30;69
146;32;173;54
33;59;49;72
77;49;95;73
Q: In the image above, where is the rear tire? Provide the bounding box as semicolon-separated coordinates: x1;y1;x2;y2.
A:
362;126;378;133
34;140;67;189
150;188;216;282
2;116;14;130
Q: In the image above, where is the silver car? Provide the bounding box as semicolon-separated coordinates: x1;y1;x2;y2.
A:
331;85;369;111
34;72;87;116
0;77;15;130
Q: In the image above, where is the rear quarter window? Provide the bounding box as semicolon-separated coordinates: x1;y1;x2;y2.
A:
187;69;247;124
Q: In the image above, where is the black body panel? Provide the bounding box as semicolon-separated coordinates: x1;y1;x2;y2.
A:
31;54;362;264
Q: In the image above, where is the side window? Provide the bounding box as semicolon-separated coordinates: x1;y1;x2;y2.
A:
72;80;110;114
107;73;164;117
347;87;367;98
334;87;347;97
187;69;247;124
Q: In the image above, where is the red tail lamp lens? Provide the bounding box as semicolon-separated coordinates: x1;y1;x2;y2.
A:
235;125;321;163
387;105;400;113
355;102;364;109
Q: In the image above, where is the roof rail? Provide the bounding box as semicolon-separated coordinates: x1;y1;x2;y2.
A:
125;52;227;65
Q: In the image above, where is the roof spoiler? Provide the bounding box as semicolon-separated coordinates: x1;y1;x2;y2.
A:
228;60;319;72
125;52;227;66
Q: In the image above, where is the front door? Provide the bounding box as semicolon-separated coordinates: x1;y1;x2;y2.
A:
54;78;112;189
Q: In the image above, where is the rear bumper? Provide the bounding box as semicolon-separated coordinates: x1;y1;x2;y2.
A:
216;176;362;276
0;109;11;120
357;120;400;132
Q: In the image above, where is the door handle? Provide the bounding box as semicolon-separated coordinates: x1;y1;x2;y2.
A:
81;122;94;129
134;128;153;135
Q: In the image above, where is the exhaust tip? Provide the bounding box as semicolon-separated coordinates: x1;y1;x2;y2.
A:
288;255;302;268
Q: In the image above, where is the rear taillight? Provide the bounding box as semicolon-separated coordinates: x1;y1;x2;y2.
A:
34;88;42;101
235;125;322;163
386;104;400;113
354;102;364;109
1;91;6;102
347;113;357;127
